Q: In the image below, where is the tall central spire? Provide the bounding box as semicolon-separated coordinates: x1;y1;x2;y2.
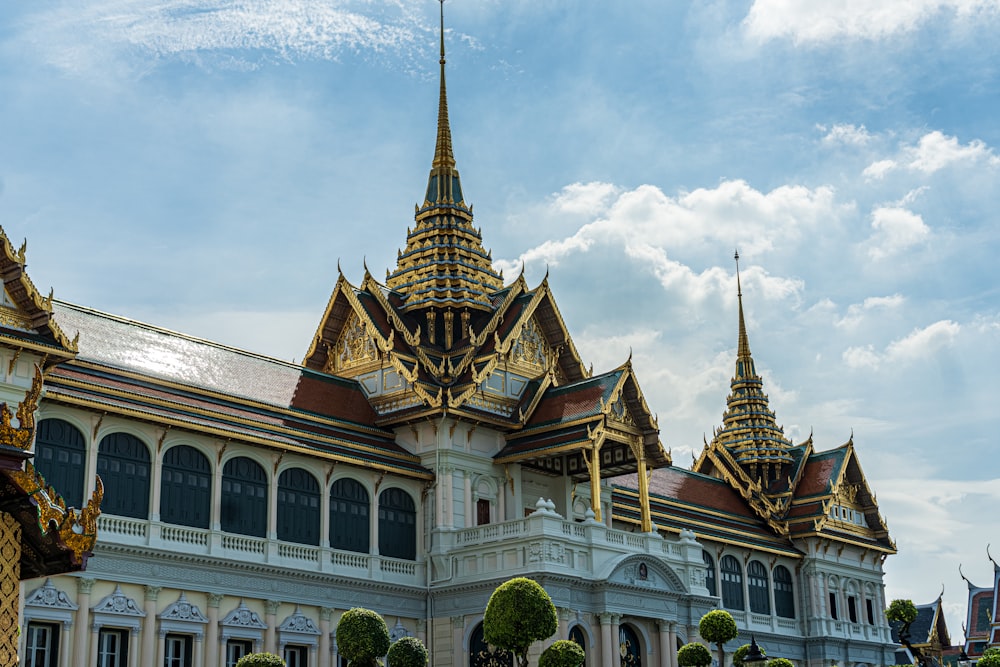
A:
712;251;793;484
386;0;503;321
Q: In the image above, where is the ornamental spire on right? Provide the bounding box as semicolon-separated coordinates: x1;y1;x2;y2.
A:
714;251;793;485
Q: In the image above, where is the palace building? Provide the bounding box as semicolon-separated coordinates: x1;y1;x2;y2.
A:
9;9;900;667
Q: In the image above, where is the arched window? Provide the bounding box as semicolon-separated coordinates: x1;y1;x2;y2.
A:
469;622;512;667
277;468;320;546
774;566;794;618
720;555;745;611
378;488;415;560
97;433;150;519
221;457;268;537
161;445;211;528
748;560;770;614
569;626;587;656
619;624;642;666
330;478;369;553
35;419;86;508
703;550;717;596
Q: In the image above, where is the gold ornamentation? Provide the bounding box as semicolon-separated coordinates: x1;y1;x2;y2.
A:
609;394;635;426
0;365;43;450
0;306;31;331
510;318;551;370
0;512;21;667
336;311;378;371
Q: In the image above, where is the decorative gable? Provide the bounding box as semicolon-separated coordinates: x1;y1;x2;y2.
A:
333;310;379;373
509;317;552;372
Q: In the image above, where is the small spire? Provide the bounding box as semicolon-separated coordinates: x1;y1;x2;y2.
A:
425;0;461;203
735;249;751;361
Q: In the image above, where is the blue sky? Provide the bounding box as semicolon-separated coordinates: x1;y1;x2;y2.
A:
2;0;998;636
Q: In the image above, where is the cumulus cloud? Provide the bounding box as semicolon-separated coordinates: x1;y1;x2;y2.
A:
863;131;1000;179
843;320;960;369
865;205;930;259
743;0;1000;44
819;123;874;147
15;0;433;75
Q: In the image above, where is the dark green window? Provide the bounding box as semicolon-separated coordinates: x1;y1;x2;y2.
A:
619;624;641;666
222;457;268;537
97;432;150;519
378;488;416;560
330;478;369;553
35;419;86;509
748;560;770;614
703;550;717;596
277;467;320;545
721;555;745;610
774;565;795;618
161;445;211;529
569;625;586;655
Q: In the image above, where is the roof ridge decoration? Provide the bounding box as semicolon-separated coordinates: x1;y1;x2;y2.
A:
0;227;78;361
711;251;793;485
385;0;503;313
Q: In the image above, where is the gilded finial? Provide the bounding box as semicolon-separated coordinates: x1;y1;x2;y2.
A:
17;239;26;264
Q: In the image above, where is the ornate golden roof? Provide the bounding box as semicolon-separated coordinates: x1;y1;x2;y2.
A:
711;252;793;483
384;1;503;314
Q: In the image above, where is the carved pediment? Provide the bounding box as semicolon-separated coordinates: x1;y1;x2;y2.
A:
331;310;379;373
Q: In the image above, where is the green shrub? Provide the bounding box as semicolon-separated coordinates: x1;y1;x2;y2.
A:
733;643;766;667
538;639;585;667
885;599;918;626
236;653;285;667
336;607;390;667
386;636;428;667
677;642;713;667
699;609;739;667
767;659;794;667
978;649;1000;667
483;577;558;667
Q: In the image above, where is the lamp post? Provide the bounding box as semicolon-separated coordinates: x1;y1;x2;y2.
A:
744;636;768;667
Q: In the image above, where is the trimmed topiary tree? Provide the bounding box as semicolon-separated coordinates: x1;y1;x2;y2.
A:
483;577;558;667
767;659;794;667
386;636;428;667
538;639;585;667
886;599;922;666
978;648;1000;667
699;609;739;667
336;607;390;667
677;642;713;667
236;653;286;667
733;642;766;667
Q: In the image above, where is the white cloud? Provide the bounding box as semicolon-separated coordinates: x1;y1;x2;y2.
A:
743;0;1000;44
819;123;874;147
836;294;905;329
864;131;1000;179
865;205;930;259
843;320;960;369
498;179;840;299
16;0;432;75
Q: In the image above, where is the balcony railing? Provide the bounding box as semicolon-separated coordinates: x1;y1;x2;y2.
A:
96;514;423;585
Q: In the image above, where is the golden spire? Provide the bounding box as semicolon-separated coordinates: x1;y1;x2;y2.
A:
712;250;793;484
385;0;503;316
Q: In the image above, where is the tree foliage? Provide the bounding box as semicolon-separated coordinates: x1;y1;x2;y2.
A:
978;649;1000;667
538;639;585;667
699;609;739;667
678;643;713;667
336;607;390;667
483;577;558;667
767;659;794;667
386;636;428;667
236;653;286;667
885;599;918;626
733;643;766;667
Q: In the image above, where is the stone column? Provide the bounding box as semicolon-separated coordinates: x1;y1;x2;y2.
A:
267;470;279;541
452;615;465;660
589;445;603;522
265;600;280;653
464;471;473;528
143;585;161;667
157;628;167;666
599;613;613;667
416;618;426;645
443;467;454;528
150;441;165;521
129;628;140;667
0;513;21;667
211;454;225;531
558;607;571;640
496;475;507;521
59;620;73;667
319;607;333;667
206;593;224;667
75;577;95;666
611;614;621;663
668;622;678;667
